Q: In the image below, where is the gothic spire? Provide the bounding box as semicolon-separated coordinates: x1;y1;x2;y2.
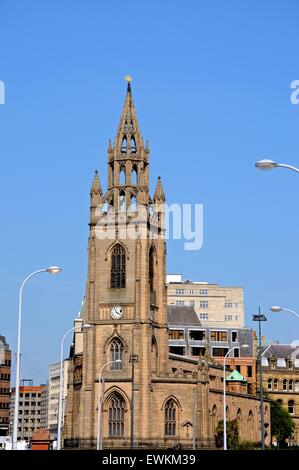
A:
114;80;143;153
153;176;166;203
90;170;103;208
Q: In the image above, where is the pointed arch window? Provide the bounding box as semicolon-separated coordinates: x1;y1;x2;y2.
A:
110;338;124;370
119;191;126;212
165;399;177;436
131;136;136;153
119;167;126;185
131;166;138;185
129;120;133;132
121;136;127;154
111;244;126;288
108;393;125;438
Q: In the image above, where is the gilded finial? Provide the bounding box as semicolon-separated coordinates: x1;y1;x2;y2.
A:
123;75;133;92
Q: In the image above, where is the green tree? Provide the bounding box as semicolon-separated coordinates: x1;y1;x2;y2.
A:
270;399;295;447
215;419;239;449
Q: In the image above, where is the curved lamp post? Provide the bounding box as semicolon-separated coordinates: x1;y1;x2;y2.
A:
270;306;299;319
223;344;249;450
57;323;92;450
255;159;299;174
12;266;62;450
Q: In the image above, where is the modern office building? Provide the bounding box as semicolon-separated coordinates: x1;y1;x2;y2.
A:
0;335;11;436
167;274;244;328
168;305;256;390
48;360;69;439
9;380;46;442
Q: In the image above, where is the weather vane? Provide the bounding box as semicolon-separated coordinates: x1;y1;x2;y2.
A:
124;75;133;83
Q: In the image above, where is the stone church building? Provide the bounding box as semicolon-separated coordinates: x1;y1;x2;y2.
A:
63;82;270;449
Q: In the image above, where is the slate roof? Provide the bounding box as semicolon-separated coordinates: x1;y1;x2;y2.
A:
167;305;202;326
262;344;299;359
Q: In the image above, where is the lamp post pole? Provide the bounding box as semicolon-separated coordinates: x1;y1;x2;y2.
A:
223;344;249;450
12;266;61;450
223;347;236;451
253;308;267;450
129;354;138;449
57;323;92;450
97;359;122;450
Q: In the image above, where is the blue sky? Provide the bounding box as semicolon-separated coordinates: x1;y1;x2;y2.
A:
1;0;299;384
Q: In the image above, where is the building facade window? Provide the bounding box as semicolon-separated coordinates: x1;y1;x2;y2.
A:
225;315;233;321
176;300;185;306
176;289;184;295
225;302;233;308
283;379;288;391
231;331;238;342
212;347;229;357
108;393;125;438
200;301;208;309
288;400;295;415
165;399;177;436
169;329;184;340
273;378;278;390
110;244;126;288
199;289;208;296
189;330;205;341
268;378;273;390
289;380;294;392
210;331;228;342
110;338;124;370
189;300;195;307
199;313;208;321
169;346;185;356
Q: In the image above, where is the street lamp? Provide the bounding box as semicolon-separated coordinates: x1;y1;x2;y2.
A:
129;354;138;449
270;306;299;319
57;323;92;450
12;266;62;450
252;308;267;450
255;159;299;174
223;344;249;450
96;359;122;451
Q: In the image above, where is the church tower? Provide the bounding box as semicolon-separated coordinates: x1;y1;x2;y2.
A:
66;80;169;446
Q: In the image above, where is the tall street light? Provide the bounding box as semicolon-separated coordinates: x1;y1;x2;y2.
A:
97;359;122;451
12;266;62;450
255;159;299;174
223;344;249;450
57;323;92;450
270;305;299;319
253;308;267;450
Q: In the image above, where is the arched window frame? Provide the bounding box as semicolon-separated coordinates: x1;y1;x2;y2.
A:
110;244;126;288
267;378;273;390
283;379;288;391
288;400;295;414
109;338;124;370
108;392;125;438
165;399;177;436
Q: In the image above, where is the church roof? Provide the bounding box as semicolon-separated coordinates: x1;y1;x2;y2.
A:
225;370;247;382
167;305;202;326
262;344;299;359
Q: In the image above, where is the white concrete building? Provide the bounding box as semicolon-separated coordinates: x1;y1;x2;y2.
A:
167;274;244;328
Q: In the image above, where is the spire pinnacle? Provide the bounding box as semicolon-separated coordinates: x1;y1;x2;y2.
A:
153;176;166;203
114;77;142;152
90;170;103;207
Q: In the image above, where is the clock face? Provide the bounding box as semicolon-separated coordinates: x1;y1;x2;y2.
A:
111;305;123;320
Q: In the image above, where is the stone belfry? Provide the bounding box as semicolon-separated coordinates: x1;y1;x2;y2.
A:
65;79;169;446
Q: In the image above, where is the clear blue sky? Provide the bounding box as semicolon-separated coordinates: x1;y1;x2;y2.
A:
1;0;299;384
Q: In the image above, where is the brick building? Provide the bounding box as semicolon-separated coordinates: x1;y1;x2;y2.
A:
0;335;11;436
